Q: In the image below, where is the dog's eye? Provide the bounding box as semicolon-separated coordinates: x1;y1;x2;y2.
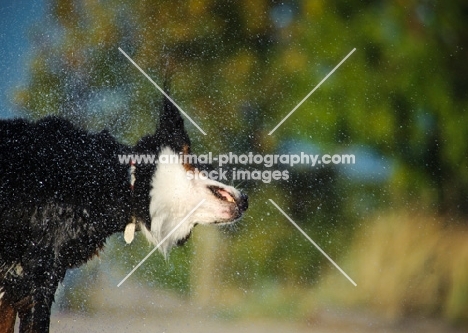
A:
208;186;235;203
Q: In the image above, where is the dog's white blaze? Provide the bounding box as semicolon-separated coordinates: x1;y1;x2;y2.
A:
143;146;243;256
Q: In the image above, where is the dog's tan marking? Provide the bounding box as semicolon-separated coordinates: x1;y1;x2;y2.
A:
182;144;195;172
0;298;16;333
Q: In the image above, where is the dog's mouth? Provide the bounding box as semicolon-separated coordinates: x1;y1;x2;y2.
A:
208;185;236;203
170;186;248;249
208;185;248;222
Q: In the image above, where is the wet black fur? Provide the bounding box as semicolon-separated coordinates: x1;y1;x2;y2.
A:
0;97;189;332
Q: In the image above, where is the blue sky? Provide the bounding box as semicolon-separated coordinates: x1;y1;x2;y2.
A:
0;0;45;118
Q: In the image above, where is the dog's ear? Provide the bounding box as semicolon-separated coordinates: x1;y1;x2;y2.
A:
135;84;191;154
156;88;191;152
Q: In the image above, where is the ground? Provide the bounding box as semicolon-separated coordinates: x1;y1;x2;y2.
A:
12;279;464;333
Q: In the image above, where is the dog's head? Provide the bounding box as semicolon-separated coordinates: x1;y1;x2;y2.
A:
134;94;248;255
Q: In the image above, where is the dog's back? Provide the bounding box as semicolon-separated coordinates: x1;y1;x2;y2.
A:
1;117;126;204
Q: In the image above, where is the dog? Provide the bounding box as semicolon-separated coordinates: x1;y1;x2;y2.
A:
0;95;248;333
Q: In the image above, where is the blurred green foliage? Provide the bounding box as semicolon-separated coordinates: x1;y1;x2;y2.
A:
12;0;468;300
15;0;468;214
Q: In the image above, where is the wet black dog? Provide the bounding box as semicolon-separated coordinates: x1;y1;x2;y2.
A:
0;97;247;333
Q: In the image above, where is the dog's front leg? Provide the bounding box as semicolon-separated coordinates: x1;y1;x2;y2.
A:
0;298;16;333
17;286;56;333
15;252;65;333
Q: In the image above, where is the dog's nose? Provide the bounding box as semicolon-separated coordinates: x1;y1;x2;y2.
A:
238;192;248;213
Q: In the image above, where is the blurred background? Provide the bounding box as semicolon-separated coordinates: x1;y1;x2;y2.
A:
1;0;468;332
